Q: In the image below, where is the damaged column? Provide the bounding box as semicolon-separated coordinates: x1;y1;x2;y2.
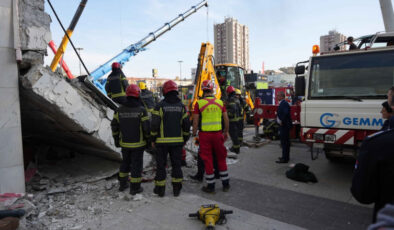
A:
0;0;25;193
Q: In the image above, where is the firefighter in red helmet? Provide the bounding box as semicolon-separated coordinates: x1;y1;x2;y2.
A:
192;80;230;193
151;80;190;197
105;62;129;105
111;84;150;195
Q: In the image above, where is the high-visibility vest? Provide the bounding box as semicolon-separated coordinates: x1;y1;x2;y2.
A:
197;97;224;131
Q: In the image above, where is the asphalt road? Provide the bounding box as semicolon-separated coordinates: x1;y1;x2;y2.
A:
182;125;373;230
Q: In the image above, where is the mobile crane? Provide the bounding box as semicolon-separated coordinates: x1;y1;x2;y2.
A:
293;0;394;160
88;0;208;94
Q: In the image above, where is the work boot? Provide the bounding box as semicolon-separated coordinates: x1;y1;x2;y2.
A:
153;186;165;197
229;147;240;154
189;173;203;182
172;182;182;197
201;183;215;194
118;177;129;192
222;180;230;192
130;183;143;195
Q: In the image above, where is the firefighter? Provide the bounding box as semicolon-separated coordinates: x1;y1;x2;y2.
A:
105;62;129;105
138;82;155;114
111;84;150;195
226;86;241;154
192;80;230;193
235;88;248;146
151;80;190;197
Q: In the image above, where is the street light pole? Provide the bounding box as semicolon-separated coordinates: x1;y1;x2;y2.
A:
76;47;83;76
178;60;183;85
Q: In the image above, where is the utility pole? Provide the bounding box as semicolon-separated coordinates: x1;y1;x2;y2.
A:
76;47;83;75
178;60;183;85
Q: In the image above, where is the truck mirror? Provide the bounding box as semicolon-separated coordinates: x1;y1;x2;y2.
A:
295;65;305;75
295;76;305;97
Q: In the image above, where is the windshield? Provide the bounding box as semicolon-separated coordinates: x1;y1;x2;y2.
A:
309;50;394;99
216;66;244;89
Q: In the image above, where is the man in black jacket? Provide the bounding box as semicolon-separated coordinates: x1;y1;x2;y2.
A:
276;91;292;163
351;129;394;223
111;84;150;195
151;80;190;197
105;62;129;105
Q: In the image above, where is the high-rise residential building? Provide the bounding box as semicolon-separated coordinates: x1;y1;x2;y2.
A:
320;30;346;52
214;17;250;72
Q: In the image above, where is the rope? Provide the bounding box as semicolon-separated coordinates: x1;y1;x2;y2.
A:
46;0;91;76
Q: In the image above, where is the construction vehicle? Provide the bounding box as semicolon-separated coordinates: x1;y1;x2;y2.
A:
190;44;254;117
189;204;233;230
295;33;394;160
88;0;208;94
293;0;394;160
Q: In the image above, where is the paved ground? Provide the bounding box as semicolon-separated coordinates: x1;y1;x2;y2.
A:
24;126;374;230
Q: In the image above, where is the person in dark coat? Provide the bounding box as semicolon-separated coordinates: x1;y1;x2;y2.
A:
351;129;394;223
276;91;292;163
105;62;129;105
388;86;394;129
347;36;358;50
380;101;393;131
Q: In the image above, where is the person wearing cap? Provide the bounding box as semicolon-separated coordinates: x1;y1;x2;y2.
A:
192;80;230;193
347;36;358;50
151;80;190;197
105;62;129;105
111;84;150;195
381;101;393;131
138;81;156;114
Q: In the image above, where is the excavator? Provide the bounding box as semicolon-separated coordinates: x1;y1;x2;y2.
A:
190;43;254;119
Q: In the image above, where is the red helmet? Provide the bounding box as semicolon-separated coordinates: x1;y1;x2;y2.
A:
201;80;213;91
162;80;178;95
226;85;235;94
112;62;121;69
126;84;140;98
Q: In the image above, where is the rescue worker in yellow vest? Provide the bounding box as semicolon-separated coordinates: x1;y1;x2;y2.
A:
235;88;248;145
105;62;129;105
151;80;190;197
193;80;230;193
226;86;241;154
138;82;155;114
111;84;150;195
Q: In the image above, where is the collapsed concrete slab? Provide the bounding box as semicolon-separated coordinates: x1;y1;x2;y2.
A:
17;0;121;160
20;65;120;160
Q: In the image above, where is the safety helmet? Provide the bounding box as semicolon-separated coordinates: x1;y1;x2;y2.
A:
138;81;146;90
162;80;178;95
226;85;235;94
235;88;241;95
112;62;121;69
126;84;140;98
201;80;214;91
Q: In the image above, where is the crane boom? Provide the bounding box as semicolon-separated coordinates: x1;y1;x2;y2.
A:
89;0;208;92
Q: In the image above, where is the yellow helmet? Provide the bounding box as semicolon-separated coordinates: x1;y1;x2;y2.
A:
138;81;146;90
235;88;241;95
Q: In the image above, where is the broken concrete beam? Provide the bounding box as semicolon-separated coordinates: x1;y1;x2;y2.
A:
20;65;121;160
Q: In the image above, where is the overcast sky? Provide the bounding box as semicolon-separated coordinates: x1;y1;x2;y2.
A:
45;0;386;79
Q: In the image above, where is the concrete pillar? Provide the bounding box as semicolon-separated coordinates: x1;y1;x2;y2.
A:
0;0;25;193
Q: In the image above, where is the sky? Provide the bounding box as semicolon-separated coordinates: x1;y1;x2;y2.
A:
44;0;386;79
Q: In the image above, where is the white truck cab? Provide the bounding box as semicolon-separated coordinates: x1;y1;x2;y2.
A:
295;32;394;159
